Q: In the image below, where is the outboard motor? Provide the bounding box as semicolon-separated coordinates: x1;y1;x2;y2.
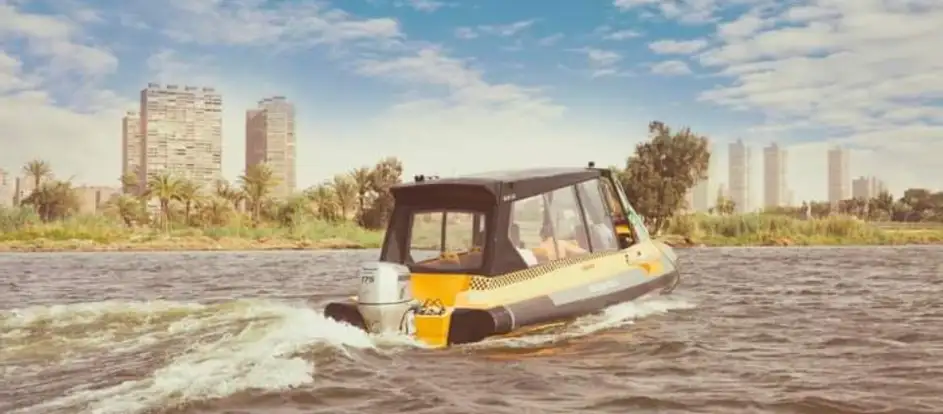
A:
356;262;414;334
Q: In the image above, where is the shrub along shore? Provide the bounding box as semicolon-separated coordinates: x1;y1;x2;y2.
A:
6;121;943;253
1;212;941;253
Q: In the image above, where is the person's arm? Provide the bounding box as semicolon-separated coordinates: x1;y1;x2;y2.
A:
562;240;587;256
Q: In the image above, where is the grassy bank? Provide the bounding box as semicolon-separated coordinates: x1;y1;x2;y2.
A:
663;214;943;247
0;214;384;252
2;212;942;252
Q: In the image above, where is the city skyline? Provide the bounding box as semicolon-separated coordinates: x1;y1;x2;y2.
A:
2;1;941;202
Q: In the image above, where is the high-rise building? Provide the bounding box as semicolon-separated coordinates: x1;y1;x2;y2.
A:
852;176;887;199
74;186;121;214
121;111;143;192
245;96;296;198
140;83;223;189
728;139;751;213
692;179;710;212
691;139;712;212
763;143;788;208
827;146;850;206
0;168;12;206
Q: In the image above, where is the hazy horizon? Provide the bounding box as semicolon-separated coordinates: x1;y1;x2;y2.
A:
1;0;940;206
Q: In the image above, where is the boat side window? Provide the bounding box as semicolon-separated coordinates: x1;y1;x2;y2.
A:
599;177;640;247
408;210;485;270
576;179;620;252
599;177;627;223
600;177;650;244
542;186;592;261
508;195;544;266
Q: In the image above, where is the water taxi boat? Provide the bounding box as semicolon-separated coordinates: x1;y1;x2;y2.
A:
324;163;680;348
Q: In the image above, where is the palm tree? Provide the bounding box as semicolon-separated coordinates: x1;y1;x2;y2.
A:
214;179;244;211
240;163;278;223
331;174;357;220
276;194;313;228
22;180;79;221
199;196;233;227
177;179;201;226
306;183;339;221
22;159;52;193
110;194;143;227
350;167;372;220
147;172;182;231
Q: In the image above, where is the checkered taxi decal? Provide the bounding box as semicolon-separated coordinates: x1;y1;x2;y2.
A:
469;251;621;290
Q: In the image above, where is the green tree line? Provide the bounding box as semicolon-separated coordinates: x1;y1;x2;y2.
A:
3;157;404;232
4;121;942;236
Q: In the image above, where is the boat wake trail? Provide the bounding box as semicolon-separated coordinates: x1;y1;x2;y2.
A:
0;295;693;413
468;294;696;350
0;299;411;414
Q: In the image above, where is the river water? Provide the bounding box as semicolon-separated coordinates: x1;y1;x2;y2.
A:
1;247;941;414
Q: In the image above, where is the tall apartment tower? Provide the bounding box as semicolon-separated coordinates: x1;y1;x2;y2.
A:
140;83;223;188
691;139;711;212
121;111;143;192
692;180;710;212
728;139;751;213
852;176;887;199
763;143;788;208
0;168;12;206
827;146;850;206
245;96;297;198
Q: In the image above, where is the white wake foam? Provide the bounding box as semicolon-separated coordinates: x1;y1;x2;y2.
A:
4;299;401;414
469;294;696;349
3;294;694;413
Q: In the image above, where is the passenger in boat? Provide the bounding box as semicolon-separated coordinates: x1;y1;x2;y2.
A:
539;222;587;260
509;223;539;267
589;221;618;249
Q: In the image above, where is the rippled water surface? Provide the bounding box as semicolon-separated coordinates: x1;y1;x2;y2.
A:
2;247;942;414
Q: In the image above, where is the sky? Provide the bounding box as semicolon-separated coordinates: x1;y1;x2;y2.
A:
0;0;941;208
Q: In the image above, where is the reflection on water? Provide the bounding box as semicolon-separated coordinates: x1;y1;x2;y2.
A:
1;247;942;414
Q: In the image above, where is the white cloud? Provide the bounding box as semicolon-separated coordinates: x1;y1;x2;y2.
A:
537;33;564;46
148;0;402;47
648;38;708;54
593;25;644;41
479;20;536;36
716;12;767;39
695;0;943;194
0;2;637;189
650;60;692;75
0;51;34;92
613;0;721;24
0;2;130;184
605;29;643;40
570;48;628;78
456;20;537;40
454;27;478;39
0;4;118;78
398;0;447;12
585;49;621;67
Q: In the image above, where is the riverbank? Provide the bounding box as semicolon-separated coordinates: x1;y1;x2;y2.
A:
0;219;385;252
661;214;943;247
1;215;942;252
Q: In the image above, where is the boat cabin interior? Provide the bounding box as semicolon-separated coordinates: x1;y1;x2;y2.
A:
379;165;650;278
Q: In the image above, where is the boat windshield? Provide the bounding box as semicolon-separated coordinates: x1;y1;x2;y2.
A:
406;209;487;271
